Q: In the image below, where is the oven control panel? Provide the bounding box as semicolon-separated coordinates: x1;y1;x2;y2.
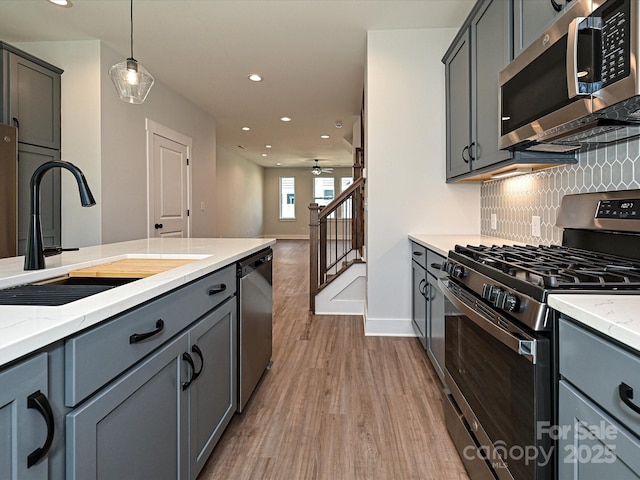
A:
595;199;640;219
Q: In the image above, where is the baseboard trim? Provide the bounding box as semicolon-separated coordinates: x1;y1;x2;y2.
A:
261;234;308;240
363;317;416;337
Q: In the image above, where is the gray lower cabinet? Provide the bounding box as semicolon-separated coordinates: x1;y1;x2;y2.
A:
558;317;640;477
0;353;52;480
188;298;236;478
66;332;189;480
426;249;446;385
65;296;237;480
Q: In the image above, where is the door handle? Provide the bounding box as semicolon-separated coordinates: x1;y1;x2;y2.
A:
27;391;55;468
154;223;163;229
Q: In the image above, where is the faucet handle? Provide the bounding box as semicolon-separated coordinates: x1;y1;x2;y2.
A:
42;247;79;257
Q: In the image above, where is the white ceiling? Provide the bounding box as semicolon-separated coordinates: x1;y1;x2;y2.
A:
0;0;474;169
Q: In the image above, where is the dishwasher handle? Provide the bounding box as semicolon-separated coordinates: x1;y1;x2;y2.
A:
237;249;273;278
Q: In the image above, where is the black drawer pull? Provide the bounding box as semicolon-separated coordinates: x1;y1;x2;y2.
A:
430;262;444;270
182;352;196;390
27;391;55;468
619;383;640;415
191;344;204;382
208;284;227;296
129;319;164;344
412;251;424;256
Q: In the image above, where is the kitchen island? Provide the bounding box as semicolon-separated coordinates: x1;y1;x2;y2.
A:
0;237;274;480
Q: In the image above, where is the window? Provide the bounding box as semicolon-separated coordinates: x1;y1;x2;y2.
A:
313;177;335;207
341;177;354;218
279;176;295;219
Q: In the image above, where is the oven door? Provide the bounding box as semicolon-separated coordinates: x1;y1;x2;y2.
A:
439;279;552;480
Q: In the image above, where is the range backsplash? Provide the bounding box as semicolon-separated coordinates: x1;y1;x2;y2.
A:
480;137;640;245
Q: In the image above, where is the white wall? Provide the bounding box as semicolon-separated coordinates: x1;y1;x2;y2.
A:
16;41;102;248
365;29;481;335
215;146;264;237
100;44;217;243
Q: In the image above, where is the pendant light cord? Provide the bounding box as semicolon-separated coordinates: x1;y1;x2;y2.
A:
129;0;134;60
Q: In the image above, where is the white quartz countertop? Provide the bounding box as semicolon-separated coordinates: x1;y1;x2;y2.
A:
408;234;524;257
0;237;275;367
549;294;640;353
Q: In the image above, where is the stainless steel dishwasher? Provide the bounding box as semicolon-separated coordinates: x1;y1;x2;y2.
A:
236;247;273;412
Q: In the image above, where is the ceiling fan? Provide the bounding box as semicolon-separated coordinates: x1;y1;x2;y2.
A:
311;159;333;176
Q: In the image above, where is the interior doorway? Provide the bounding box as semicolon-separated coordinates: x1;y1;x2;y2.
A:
146;119;192;238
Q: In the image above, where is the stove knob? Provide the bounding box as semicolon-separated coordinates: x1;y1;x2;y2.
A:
481;284;495;301
451;265;465;279
496;291;520;312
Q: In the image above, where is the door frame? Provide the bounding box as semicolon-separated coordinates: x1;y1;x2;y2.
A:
145;119;192;238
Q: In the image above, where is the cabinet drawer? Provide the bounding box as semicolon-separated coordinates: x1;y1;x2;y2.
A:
560;318;640;435
427;249;446;279
411;242;427;269
65;265;236;406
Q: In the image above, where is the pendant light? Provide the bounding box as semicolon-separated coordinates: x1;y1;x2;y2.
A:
108;0;154;104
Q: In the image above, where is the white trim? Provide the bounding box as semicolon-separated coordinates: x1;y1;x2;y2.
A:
261;234;308;240
145;119;193;239
364;317;415;337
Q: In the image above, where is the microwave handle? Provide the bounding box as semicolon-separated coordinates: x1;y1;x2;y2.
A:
567;17;589;99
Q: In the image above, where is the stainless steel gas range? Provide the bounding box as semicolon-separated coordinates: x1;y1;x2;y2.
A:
440;189;640;480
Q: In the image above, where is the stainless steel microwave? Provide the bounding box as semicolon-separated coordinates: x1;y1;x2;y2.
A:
499;0;640;152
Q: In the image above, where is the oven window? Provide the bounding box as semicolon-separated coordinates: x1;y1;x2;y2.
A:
446;314;544;480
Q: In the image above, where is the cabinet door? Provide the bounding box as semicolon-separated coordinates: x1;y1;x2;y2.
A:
558;381;640;478
512;0;565;59
17;144;61;255
66;334;189;480
188;298;237;479
426;273;445;385
411;262;427;349
8;52;61;150
0;353;51;480
471;0;511;171
444;29;472;180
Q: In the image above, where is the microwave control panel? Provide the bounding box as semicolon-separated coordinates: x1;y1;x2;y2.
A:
599;0;630;86
596;199;640;219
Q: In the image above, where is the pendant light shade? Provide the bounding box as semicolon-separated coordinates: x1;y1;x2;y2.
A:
109;0;154;104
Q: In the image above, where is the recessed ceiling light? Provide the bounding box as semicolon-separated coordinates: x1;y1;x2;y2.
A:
261;153;268;157
265;144;272;149
248;73;263;82
242;126;251;131
280;116;292;122
276;163;282;166
48;0;73;6
320;135;330;139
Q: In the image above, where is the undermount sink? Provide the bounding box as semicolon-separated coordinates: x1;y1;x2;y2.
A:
0;276;139;306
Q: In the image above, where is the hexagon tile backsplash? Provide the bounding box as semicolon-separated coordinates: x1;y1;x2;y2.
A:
480;137;640;246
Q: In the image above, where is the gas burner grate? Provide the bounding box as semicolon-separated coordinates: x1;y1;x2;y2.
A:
454;244;640;290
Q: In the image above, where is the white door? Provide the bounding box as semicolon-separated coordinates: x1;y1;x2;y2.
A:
147;120;191;238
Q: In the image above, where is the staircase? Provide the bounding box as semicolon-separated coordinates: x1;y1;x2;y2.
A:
309;169;365;314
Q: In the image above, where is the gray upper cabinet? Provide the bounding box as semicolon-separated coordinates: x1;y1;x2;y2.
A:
443;0;511;181
512;0;567;59
0;42;62;254
0;353;52;480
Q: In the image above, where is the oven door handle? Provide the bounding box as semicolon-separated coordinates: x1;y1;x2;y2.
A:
439;279;537;364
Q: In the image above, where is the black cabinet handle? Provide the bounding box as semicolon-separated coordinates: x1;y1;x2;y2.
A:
154;223;163;229
27;391;55;468
550;0;562;12
129;319;164;344
412;251;424;257
208;284;227;296
619;383;640;415
430;262;444;270
462;145;470;164
12;117;19;129
469;141;478;161
191;345;204;382
182;352;196;390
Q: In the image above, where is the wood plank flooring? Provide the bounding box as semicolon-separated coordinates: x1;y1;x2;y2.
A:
198;240;469;480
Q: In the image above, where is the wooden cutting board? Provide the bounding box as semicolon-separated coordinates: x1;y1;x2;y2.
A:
69;258;196;278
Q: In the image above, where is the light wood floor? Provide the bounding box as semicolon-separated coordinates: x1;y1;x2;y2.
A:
198;240;469;480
